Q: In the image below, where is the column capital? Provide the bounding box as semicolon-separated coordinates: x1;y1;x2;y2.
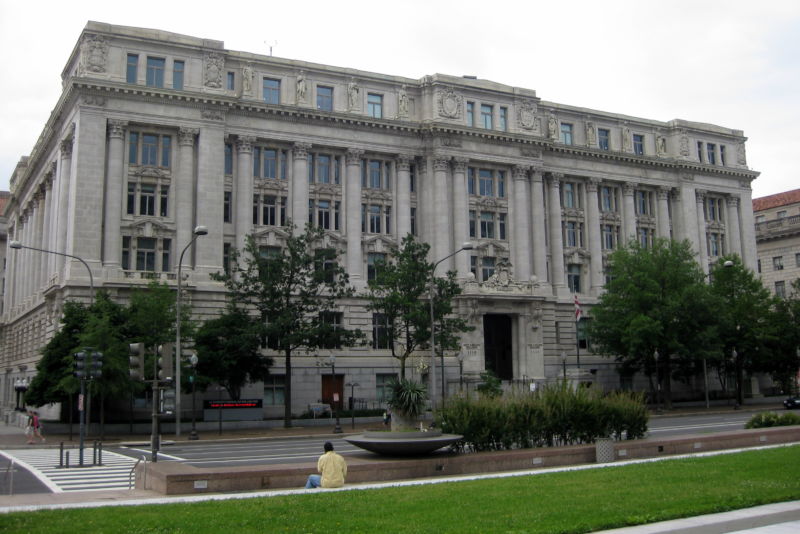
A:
452;156;469;173
695;189;707;203
60;137;73;158
293;141;312;159
107;119;127;139
433;156;450;171
726;195;740;208
546;172;563;186
658;186;672;200
586;178;601;193
346;148;364;166
235;135;256;153
623;182;636;196
513;165;530;180
530;168;544;182
396;154;414;171
178;128;199;146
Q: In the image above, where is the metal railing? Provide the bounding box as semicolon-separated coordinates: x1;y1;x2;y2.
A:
129;455;148;490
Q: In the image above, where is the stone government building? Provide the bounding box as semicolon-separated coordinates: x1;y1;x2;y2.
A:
1;21;760;420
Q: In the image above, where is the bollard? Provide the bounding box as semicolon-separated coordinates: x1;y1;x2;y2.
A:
97;442;103;466
92;441;97;466
59;442;64;468
65;451;70;468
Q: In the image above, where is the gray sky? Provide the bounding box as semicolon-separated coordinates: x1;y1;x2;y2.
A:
1;0;798;199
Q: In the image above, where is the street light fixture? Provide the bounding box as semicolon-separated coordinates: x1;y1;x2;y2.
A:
14;377;29;411
175;225;208;437
9;241;94;295
429;242;473;412
457;348;465;391
345;381;359;429
329;354;342;433
189;352;199;440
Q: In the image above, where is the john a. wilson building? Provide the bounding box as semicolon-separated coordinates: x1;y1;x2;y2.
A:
1;22;759;419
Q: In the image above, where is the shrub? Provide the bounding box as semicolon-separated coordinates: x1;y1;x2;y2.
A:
746;411;800;428
387;378;428;418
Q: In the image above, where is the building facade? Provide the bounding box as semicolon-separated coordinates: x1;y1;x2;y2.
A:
1;22;759;419
754;189;800;298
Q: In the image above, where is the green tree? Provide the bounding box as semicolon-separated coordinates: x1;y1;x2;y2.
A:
194;306;271;400
768;279;800;394
213;224;361;428
588;238;719;407
709;256;779;405
126;281;181;380
365;235;435;380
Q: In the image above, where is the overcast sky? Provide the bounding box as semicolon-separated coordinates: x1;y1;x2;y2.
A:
1;0;797;199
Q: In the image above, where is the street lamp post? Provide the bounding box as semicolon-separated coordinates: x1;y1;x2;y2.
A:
189;353;199;440
328;354;342;433
429;242;473;412
9;241;94;295
561;351;567;380
175;225;208;437
14;378;28;411
345;382;359;429
654;349;662;414
457;348;465;391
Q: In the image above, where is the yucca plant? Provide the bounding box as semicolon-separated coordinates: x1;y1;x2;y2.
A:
387;378;428;419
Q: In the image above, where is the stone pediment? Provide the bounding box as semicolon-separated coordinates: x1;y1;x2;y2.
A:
363;190;392;202
256;179;288;193
124;219;173;238
600;212;621;224
132;166;170;180
363;234;395;252
315;230;347;251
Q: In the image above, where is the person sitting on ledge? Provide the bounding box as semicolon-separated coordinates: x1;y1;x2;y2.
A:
305;441;347;489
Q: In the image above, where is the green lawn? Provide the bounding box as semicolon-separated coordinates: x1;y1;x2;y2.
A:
2;446;799;534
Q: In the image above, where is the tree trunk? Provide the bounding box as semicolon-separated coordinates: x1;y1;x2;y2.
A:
283;348;293;428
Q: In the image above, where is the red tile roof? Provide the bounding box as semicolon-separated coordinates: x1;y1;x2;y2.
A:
753;188;800;212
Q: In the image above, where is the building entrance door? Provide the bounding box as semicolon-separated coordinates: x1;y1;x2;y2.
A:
483;314;513;380
321;374;344;411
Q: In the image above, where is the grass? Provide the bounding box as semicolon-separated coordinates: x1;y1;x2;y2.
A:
2;446;799;534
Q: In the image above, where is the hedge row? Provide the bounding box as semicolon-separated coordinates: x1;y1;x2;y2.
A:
438;382;649;452
745;411;800;428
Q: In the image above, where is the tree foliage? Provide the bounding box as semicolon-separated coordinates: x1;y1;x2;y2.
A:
212;224;362;427
588;238;719;406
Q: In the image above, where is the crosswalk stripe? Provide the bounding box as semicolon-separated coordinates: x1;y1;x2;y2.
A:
0;448;139;492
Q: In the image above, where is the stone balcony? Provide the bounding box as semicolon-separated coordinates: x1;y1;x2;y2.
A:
755;214;800;241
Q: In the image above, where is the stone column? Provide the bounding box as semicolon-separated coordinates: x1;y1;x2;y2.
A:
235;136;255;252
177;128;198;267
530;170;548;289
291;142;311;228
726;195;742;258
547;173;566;293
695;189;709;274
452;157;470;277
42;177;53;286
195;126;225;276
656;186;671;239
622;182;636;241
512;165;531;281
56;136;74;278
103;120;126;269
33;192;46;292
345;148;364;283
585;179;604;294
678;181;699;254
433;156;451;274
737;188;757;271
396;155;412;241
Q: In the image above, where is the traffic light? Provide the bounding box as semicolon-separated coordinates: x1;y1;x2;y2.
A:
157;343;174;381
129;342;145;380
89;351;103;379
161;388;176;414
73;351;87;379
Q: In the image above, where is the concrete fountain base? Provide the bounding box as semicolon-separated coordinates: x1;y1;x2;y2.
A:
345;430;463;456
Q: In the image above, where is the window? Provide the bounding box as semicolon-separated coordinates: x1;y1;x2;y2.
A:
466;102;475;127
777;210;787;219
773;256;784;271
362;159;390;190
146;57;165;88
226;72;235;91
367;252;386;281
567;264;581;293
469;210;476;238
223;242;232;274
136;237;157;271
633;134;644;155
499;107;508;131
312;200;333;229
639;227;654;248
376;373;397;403
775;281;786;299
708;233;722;257
560;123;573;145
481;256;496;281
480;104;493;129
172;60;184;90
796;253;800;268
707;143;716;165
126;182;169;218
600;186;617;212
317;86;333;111
479;169;494;197
254;195;287;226
126;53;138;84
264;376;285;405
129;132;172;168
635;190;651;215
720;145;726;166
372;313;391;349
602;224;619;250
223;191;232;223
697;141;704;162
410;207;416;235
705;197;724;222
224;143;233;175
480;212;495;239
160;185;169;217
565;221;581;247
367;93;383;118
498;213;507;240
122;237;130;270
562;182;576;208
263;78;280;104
123;237;171;273
757;259;761;273
319;312;343;349
598;128;610;150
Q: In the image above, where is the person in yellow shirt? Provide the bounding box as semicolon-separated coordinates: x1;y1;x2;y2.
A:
305;441;347;489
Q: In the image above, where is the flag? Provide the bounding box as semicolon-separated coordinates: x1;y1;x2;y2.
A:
574;294;582;322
